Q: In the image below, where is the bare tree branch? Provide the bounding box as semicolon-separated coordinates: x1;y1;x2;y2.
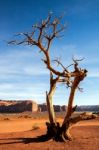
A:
53;58;68;73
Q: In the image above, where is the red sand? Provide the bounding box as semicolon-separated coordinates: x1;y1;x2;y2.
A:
0;117;99;150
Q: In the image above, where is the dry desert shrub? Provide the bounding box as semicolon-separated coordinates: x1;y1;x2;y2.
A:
4;117;10;121
32;123;40;130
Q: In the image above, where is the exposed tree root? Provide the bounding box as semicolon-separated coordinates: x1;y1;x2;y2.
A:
45;122;72;142
45;113;97;142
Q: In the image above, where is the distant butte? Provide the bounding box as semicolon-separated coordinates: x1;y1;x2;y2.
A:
0;100;99;113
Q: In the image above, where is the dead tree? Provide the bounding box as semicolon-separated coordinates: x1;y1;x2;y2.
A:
8;13;96;141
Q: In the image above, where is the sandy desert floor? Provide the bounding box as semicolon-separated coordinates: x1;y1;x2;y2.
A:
0;113;99;150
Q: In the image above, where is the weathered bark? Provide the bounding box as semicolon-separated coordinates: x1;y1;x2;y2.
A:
46;91;56;124
61;70;87;141
62;77;80;125
46;72;59;124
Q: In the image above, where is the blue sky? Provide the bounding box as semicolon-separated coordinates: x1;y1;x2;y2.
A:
0;0;99;105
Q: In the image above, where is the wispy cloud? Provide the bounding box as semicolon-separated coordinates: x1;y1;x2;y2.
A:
0;47;50;101
88;71;99;78
0;82;48;103
0;91;46;103
0;47;49;78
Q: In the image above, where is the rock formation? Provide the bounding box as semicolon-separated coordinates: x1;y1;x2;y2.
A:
0;100;38;113
0;100;99;113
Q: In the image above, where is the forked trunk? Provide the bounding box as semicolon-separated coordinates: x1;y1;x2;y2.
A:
46;76;80;141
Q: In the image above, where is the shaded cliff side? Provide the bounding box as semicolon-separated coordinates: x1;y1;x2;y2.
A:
0;100;38;113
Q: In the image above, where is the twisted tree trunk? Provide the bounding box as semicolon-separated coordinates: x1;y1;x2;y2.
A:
61;84;78;141
46;88;56;124
61;72;87;141
46;72;59;125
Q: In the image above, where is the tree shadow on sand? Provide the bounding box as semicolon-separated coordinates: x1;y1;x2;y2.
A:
0;134;51;145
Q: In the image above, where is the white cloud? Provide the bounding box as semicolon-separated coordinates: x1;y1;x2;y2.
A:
0;83;14;90
0;82;48;103
0;47;49;79
23;66;49;76
88;72;99;78
86;67;99;78
84;57;99;65
0;91;45;103
0;46;50;102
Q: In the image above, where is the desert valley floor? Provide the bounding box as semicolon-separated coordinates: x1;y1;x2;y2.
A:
0;113;99;150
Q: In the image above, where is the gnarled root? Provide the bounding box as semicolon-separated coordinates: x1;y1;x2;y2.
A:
46;122;72;142
61;129;72;142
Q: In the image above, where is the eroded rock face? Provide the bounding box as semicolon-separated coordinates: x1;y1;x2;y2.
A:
38;104;64;112
61;105;67;111
0;100;99;113
38;103;47;112
76;105;99;112
0;100;38;113
54;105;62;112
